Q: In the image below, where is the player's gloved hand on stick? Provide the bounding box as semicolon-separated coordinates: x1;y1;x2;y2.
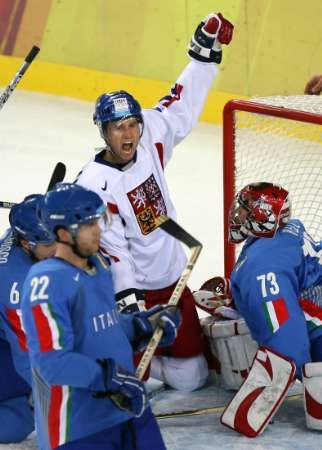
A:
94;359;147;417
133;304;181;351
188;12;234;64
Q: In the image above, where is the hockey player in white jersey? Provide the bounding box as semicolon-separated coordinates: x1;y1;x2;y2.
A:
76;11;234;391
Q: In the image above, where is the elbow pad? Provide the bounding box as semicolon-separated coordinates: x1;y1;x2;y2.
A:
115;288;146;314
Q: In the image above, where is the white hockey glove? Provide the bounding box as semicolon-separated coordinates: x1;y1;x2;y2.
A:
188;12;234;64
193;276;233;316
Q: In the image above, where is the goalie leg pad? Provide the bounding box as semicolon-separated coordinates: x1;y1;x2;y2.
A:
201;316;258;390
220;347;296;437
302;362;322;430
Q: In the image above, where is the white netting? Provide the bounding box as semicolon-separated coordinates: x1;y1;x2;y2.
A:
251;95;322;115
233;95;322;242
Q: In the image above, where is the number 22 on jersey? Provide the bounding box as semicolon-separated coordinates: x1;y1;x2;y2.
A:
30;276;50;302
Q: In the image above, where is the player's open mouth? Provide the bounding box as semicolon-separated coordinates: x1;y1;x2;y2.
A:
122;142;133;152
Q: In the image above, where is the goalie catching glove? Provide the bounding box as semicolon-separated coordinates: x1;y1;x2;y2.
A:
94;359;147;418
188;12;234;64
193;276;236;317
133;304;181;352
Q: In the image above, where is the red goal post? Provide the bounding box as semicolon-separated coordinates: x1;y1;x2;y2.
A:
223;96;322;278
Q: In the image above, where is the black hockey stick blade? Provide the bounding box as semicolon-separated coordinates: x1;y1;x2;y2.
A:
46;162;66;191
155;215;202;249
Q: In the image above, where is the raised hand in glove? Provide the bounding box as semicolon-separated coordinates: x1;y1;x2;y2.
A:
95;359;147;418
188;12;234;64
133;304;181;351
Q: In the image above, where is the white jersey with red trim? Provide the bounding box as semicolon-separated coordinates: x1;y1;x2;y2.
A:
76;60;218;293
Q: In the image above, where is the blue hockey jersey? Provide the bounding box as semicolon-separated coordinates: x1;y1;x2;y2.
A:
0;229;33;388
21;253;139;449
231;219;322;375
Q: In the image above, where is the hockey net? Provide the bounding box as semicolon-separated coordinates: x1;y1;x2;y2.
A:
223;95;322;277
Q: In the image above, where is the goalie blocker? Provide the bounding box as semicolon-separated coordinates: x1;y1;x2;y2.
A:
221;347;296;437
201;315;258;390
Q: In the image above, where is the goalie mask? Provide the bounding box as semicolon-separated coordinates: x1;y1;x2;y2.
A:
229;182;291;243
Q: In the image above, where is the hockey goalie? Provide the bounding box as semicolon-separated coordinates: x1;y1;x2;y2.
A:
194;183;322;437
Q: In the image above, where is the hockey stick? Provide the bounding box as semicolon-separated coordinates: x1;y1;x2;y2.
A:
46;162;66;191
0;162;66;208
155;393;302;420
136;216;202;379
0;46;40;111
110;216;202;411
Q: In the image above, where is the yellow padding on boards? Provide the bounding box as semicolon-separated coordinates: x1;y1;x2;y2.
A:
0;55;244;125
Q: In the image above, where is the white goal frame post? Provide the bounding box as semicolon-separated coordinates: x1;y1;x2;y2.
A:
223;96;322;277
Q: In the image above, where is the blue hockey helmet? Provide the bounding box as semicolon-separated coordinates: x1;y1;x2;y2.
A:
9;194;56;246
38;183;107;235
93;90;143;138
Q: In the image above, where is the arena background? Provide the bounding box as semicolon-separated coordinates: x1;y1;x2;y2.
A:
1;0;322;124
